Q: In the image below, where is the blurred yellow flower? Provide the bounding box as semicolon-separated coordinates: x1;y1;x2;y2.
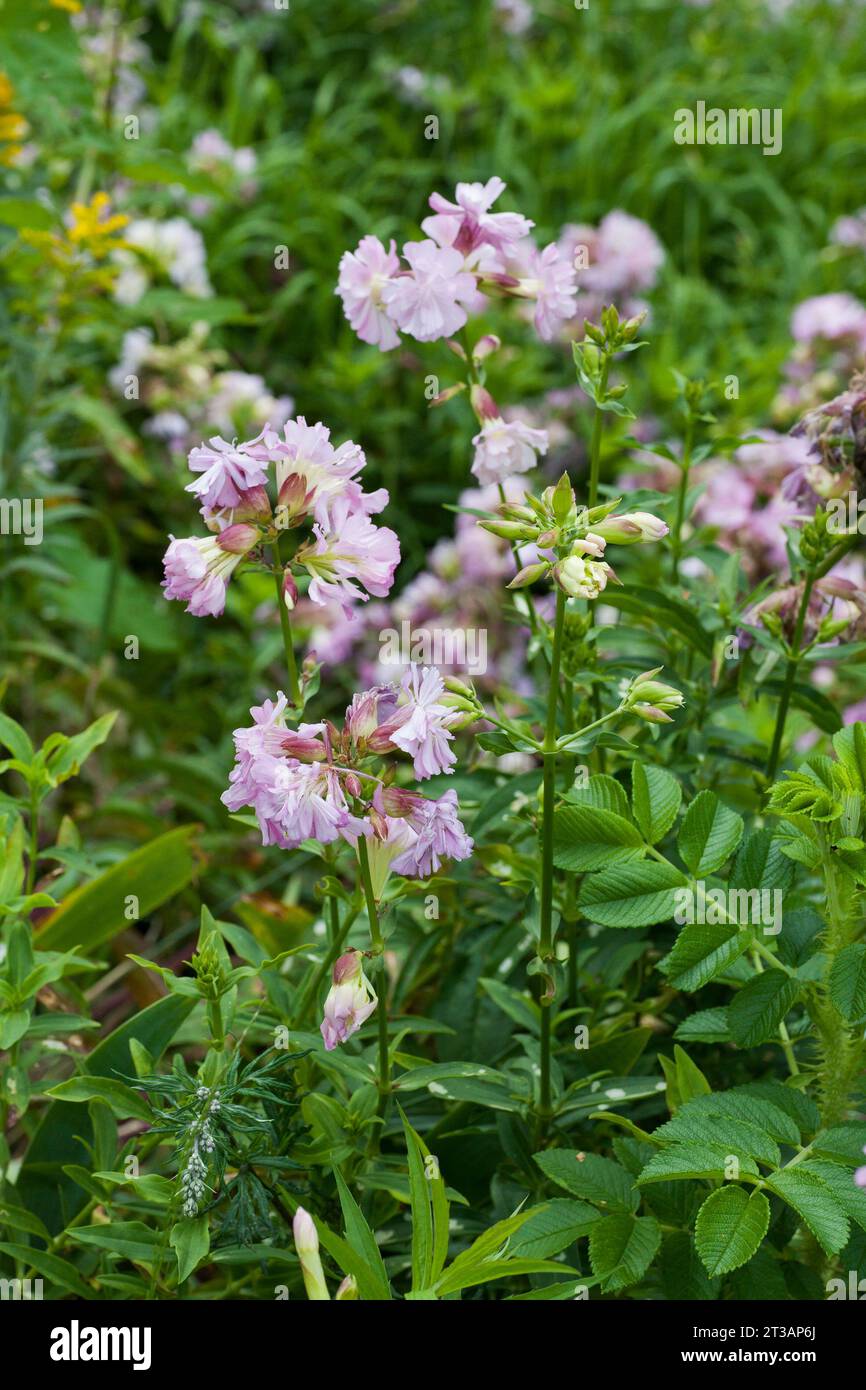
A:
0;72;28;166
49;0;83;11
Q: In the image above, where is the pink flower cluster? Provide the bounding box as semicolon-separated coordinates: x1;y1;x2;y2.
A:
556;210;665;334
336;177;578;350
297;480;534;696
774;293;866;425
161;416;400;618
221;667;474;875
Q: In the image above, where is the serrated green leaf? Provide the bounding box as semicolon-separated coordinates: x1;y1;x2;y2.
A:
728;972;802;1047
829;943;866;1022
589;1213;661;1292
552;805;644;872
631;763;682;844
678;790;743;875
695;1186;770;1276
579;859;686;927
661;922;748;991
766;1169;850;1255
534;1149;638;1213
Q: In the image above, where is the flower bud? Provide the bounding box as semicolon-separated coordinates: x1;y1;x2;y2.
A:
216;522;260;555
321;951;378;1050
593;511;668;544
282;569;299;611
293;1207;330;1301
473;333;501;361
623;668;685;720
508;561;550;589
571;532;607;558
481;519;538;542
336;1275;359;1300
470;382;499;423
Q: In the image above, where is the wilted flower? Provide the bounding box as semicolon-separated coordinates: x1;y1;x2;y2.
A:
391;789;474;877
320;951;378;1051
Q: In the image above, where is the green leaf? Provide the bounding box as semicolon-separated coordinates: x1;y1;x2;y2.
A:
579;859;686;927
509;1199;602;1258
171;1217;210;1284
728;972;801;1047
562;774;631;819
36;825;198;952
695;1187;770;1276
44;712;117;784
552;805;644;872
729;828;795;895
334;1169;392;1300
638;1144;759;1184
674;1008;732;1043
478;979;539;1033
0;1242;97;1299
653;1113;780;1168
798;1161;866;1234
599;585;713;656
631;763;682;844
0;197;55;231
0;817;25;904
0;1008;30;1048
684;1091;801;1145
660;922;749;991
44;1076;151;1122
812;1125;866;1165
677;790;743;875
70;1221;160;1263
661;1232;719;1300
15;994;195;1234
0;710;33;762
829;943;866;1022
400;1109;435;1295
766;1169;850;1256
534;1149;638;1214
589;1213;661;1292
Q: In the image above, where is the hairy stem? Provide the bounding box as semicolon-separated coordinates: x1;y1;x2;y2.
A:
766;569;815;782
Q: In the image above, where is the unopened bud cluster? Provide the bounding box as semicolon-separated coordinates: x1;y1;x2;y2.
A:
479;473;668;600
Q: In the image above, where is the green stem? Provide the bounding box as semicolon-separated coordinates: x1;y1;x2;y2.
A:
766;570;815;782
670;419;693;584
587;356;610;510
292;901;359;1028
586;355;610;769
271;543;301;706
537;587;567;1122
26;792;39;894
357;837;389;1147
